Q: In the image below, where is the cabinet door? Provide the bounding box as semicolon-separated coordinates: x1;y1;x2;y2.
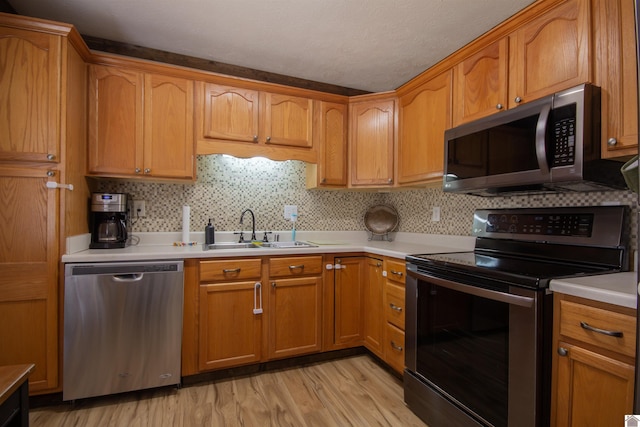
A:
0;167;59;393
268;276;322;359
593;0;638;158
363;257;384;357
198;82;260;143
509;0;590;107
333;257;365;346
88;65;144;176
261;93;313;148
144;74;195;179
453;38;508;126
198;281;262;370
350;98;395;187
397;71;451;185
554;342;634;426
0;28;61;163
313;101;348;187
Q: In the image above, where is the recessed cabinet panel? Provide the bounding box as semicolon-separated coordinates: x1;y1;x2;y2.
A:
0;28;61;162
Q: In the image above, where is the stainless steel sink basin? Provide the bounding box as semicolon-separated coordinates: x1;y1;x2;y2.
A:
202;242;260;250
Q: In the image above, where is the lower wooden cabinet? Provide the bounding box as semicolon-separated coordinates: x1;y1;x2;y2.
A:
551;294;636;427
268;256;323;359
329;256;366;348
363;257;384;357
382;258;406;373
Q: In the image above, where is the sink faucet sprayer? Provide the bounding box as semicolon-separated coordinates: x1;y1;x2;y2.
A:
239;209;256;242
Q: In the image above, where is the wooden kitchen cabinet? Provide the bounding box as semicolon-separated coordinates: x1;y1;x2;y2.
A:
267;256;323;359
329;256;366;349
382;258;406;373
592;0;638;159
88;64;195;180
452;38;508;126
0;27;61;163
508;0;591;108
198;258;263;371
363;257;384;357
306;100;348;188
0;14;90;396
349;94;396;188
196;82;316;162
397;70;452;185
551;294;636;427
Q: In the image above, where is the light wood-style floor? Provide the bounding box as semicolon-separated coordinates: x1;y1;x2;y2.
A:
30;355;427;426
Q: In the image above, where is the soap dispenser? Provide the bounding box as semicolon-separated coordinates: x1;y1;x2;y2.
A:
205;219;215;244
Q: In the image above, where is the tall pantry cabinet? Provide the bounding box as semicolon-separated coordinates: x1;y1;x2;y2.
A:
0;13;91;394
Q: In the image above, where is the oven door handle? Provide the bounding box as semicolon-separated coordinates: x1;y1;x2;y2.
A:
410;270;535;308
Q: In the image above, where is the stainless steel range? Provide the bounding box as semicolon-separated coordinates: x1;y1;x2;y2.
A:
404;206;627;427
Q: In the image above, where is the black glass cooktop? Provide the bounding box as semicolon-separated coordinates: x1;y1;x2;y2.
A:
406;251;617;289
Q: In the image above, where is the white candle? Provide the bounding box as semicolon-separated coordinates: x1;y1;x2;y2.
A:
182;205;190;243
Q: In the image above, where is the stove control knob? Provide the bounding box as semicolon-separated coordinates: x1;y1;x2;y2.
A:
557;347;568;357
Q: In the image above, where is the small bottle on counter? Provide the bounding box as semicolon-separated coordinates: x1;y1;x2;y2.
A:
205;219;215;244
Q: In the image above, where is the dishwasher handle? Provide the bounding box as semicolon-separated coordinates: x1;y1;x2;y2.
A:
111;273;144;282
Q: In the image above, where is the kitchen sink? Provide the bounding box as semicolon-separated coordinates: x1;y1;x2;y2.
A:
202;241;317;250
202;242;261;250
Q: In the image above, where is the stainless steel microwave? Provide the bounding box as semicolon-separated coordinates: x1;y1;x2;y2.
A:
443;84;627;196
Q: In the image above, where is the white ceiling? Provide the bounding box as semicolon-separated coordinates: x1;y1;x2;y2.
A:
13;0;535;92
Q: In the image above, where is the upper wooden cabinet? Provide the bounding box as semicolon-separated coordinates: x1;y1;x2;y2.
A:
398;70;452;185
453;39;508;126
0;27;61;163
593;0;638;159
349;95;396;187
508;0;590;108
196;82;316;162
306;100;348;188
88;64;195;180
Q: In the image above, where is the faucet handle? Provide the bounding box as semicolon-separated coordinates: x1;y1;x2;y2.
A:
233;231;245;243
262;231;272;242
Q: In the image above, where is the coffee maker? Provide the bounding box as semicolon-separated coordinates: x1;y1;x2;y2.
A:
89;193;128;249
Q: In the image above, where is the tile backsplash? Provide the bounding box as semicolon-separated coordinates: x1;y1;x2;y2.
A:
96;155;638;247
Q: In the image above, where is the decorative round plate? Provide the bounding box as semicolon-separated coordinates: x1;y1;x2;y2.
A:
364;205;399;235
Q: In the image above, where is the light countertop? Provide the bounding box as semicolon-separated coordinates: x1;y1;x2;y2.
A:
63;230;638;309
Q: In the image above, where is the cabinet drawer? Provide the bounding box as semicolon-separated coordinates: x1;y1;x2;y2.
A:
384;282;405;330
199;258;262;282
385;323;405;373
269;256;322;277
385;259;406;285
559;299;636;358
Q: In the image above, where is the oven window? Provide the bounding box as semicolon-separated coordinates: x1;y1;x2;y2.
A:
416;281;509;427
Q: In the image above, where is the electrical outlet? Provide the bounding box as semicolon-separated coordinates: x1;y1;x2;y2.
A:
284;205;298;220
133;200;146;218
431;206;441;222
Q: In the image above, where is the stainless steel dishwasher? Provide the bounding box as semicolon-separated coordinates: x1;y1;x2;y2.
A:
63;261;184;401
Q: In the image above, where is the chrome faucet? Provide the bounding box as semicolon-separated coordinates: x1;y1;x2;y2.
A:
238;209;256;242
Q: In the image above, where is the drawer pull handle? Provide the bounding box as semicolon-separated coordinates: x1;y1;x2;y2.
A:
389;303;403;312
390;341;403;352
580;321;623;338
223;268;241;273
289;265;304;270
390;270;404;277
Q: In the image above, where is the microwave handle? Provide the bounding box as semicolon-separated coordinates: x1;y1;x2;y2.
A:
535;103;551;174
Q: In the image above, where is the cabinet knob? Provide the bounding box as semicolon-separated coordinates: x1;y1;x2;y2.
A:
135;168;141;174
46;170;55;177
387;178;393;184
271;282;276;288
321;178;326;184
266;136;271;143
376;262;382;267
253;135;258;142
607;137;618;147
46;154;56;161
514;96;522;104
496;103;503;110
144;168;151;174
557;347;568;357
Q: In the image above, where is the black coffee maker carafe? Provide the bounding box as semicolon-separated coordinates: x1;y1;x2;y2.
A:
90;193;128;249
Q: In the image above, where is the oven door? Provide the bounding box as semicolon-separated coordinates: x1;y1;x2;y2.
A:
405;265;551;427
